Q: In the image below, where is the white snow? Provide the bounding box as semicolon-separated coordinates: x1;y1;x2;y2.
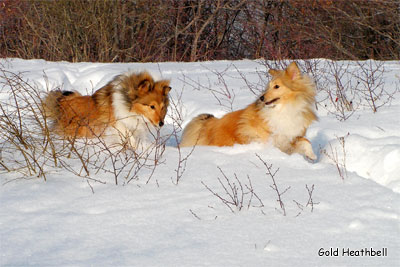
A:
1;58;399;266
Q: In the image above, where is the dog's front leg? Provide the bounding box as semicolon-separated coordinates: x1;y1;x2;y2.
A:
292;137;317;161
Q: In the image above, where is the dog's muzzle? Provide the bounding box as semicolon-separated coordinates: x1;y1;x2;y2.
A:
265;98;280;105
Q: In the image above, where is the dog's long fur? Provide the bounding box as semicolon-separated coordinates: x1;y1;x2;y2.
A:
43;71;171;148
180;62;317;159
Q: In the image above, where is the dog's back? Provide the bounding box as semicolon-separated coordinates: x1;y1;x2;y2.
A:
43;90;73;120
43;90;111;137
42;71;169;141
180;114;215;147
180;105;266;147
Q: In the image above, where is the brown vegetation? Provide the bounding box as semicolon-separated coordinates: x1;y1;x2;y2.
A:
1;0;399;62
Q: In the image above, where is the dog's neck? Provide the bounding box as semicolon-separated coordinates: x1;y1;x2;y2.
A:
260;100;314;149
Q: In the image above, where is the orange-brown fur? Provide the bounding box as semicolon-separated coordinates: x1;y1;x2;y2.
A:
129;80;170;127
43;71;171;146
55;93;111;137
180;62;318;159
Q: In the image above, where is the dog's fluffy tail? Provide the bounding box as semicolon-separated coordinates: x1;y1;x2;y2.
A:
43;90;80;120
180;114;215;147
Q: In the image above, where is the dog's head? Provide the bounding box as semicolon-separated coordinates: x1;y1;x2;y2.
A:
258;62;315;109
130;80;171;128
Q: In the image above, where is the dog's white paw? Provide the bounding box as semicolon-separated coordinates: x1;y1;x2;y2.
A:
295;139;317;161
305;151;317;162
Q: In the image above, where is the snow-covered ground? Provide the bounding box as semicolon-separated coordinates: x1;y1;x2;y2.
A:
1;58;399;266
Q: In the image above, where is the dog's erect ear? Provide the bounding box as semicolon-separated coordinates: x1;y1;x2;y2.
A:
155;80;171;96
286;62;301;80
138;79;152;96
268;69;280;77
163;86;171;96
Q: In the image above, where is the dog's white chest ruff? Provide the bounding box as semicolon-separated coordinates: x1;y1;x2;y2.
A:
111;88;151;148
262;103;308;149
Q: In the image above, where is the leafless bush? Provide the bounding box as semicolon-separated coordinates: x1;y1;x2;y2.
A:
293;184;319;217
2;1;398;62
321;60;394;117
304;184;318;212
0;69;62;180
354;60;395;113
180;64;237;112
202;166;264;213
180;63;269;113
323;61;357;120
256;154;290;216
233;63;267;96
321;134;349;180
171;128;196;185
166;86;197;185
167;85;186;130
256;154;321;217
68;134;167;186
261;60;290;73
201;155;319;216
204;64;237;111
50;119;169;186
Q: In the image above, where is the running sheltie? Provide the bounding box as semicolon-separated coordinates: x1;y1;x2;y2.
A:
180;62;317;160
43;71;171;148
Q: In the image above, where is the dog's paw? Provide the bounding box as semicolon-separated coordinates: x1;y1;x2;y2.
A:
305;150;317;161
305;153;317;163
294;138;317;162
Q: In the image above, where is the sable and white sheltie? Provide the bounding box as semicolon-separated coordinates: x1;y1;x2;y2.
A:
43;71;171;148
180;62;317;160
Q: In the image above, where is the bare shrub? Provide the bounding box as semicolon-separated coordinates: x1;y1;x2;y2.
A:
201;155;319;217
171;129;196;185
157;84;197;185
62;133;167;186
354;60;395;113
321;134;349;180
202;166;264;213
260;0;400;60
233;64;267;97
293;184;319;217
0;69;62;180
180;64;237;112
203;64;237;111
323;61;357;121
2;1;398;62
255;154;290;216
261;59;290;73
180;62;268;113
167;85;186;130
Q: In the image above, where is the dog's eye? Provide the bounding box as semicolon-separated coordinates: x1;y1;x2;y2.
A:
274;85;280;89
150;105;155;109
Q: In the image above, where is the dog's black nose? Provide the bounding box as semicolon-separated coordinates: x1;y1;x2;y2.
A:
159;121;164;127
259;95;264;101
